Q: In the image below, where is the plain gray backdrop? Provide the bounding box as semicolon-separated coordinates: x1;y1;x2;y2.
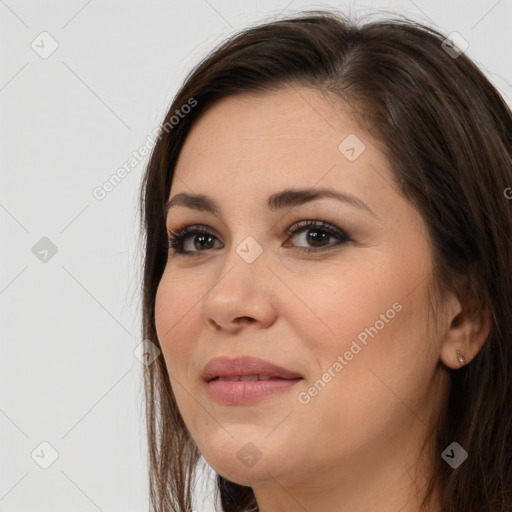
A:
1;0;511;510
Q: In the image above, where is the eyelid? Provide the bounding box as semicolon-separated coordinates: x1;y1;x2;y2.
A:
285;219;351;241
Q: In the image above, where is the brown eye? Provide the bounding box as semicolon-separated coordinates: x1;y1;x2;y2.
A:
191;233;216;251
168;225;223;255
285;220;352;252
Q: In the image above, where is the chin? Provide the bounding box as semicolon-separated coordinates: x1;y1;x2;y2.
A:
206;458;278;488
197;436;284;485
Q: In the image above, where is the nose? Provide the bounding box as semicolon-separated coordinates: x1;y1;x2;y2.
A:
201;244;278;334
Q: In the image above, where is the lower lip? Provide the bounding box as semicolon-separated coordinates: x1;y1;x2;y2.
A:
206;378;302;404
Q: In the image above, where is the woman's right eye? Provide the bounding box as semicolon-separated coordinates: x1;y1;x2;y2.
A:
168;225;223;255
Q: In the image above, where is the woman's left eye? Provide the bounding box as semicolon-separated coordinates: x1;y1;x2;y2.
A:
284;220;352;252
167;219;352;255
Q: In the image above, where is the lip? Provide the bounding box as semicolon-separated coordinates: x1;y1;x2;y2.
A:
201;355;303;382
202;356;303;405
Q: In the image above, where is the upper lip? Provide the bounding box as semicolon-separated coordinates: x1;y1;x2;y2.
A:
201;356;303;382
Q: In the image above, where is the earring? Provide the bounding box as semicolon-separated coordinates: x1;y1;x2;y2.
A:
456;349;466;366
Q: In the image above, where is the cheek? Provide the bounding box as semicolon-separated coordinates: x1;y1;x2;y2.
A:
286;259;434;396
282;261;400;357
292;287;434;457
154;273;202;380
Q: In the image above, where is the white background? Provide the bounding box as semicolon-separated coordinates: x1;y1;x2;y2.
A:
1;1;510;511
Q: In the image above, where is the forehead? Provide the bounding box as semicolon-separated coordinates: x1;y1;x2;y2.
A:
171;87;393;210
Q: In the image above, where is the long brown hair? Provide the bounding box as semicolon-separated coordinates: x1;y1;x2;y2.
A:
139;9;512;511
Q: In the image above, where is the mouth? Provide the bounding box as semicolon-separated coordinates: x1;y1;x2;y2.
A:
201;355;303;382
201;356;303;404
206;375;302;404
210;375;302;382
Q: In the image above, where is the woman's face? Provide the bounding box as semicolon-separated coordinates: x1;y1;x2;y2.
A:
154;87;452;505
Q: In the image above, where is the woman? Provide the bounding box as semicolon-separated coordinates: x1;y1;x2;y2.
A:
139;9;512;512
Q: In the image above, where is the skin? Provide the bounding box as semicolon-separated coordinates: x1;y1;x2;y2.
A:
154;86;490;512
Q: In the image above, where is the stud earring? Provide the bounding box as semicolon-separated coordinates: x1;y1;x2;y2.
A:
456;349;466;366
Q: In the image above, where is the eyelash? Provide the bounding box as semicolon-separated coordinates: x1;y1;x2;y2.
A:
167;219;353;255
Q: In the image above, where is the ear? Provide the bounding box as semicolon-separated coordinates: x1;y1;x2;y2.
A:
439;285;491;369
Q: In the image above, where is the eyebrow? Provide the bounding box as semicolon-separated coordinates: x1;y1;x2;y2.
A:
165;187;376;218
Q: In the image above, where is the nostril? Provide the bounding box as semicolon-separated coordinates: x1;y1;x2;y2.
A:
235;316;254;324
208;318;221;330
